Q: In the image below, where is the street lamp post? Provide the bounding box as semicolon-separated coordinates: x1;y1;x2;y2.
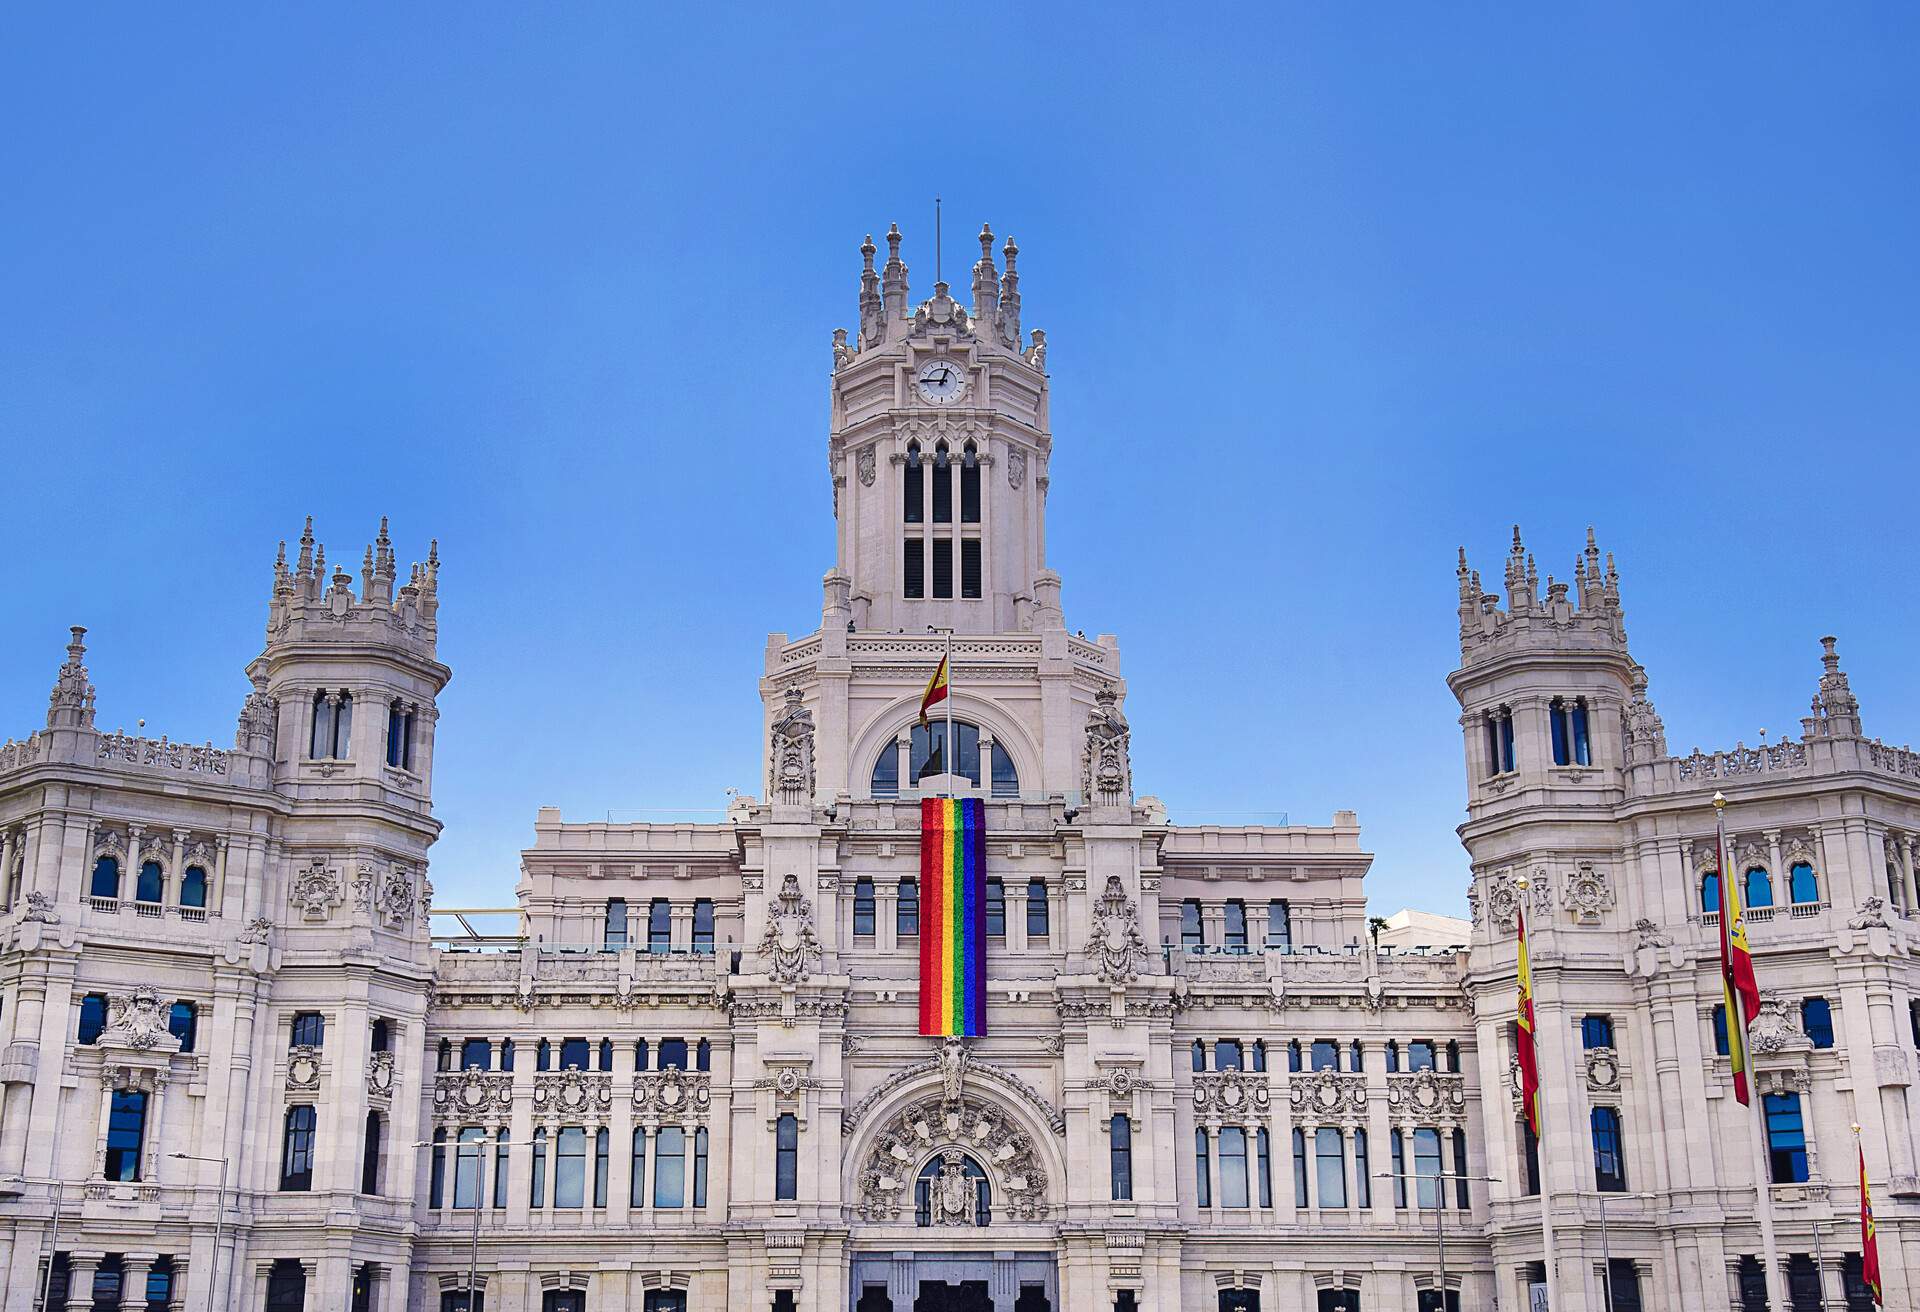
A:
35;1179;66;1312
1380;1167;1503;1310
417;1137;485;1311
169;1151;231;1312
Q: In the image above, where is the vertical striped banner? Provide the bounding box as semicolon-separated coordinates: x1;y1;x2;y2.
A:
919;796;987;1037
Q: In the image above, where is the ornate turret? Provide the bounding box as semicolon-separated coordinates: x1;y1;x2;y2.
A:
45;625;96;731
1457;525;1628;664
1801;635;1863;739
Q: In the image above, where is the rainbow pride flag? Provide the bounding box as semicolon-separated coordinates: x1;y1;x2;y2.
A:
919;797;987;1037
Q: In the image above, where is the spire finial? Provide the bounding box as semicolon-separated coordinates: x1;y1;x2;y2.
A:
979;222;994;260
861;233;876;271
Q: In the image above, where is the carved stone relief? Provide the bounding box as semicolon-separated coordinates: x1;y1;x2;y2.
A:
1084;876;1149;985
855;1093;1048;1223
289;858;344;921
768;687;816;806
757;874;823;984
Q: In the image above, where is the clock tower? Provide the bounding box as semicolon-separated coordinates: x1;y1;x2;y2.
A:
825;222;1055;636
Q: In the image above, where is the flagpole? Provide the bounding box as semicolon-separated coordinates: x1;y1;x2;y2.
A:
1855;1122;1886;1307
1719;793;1789;1312
1516;876;1562;1311
943;627;954;800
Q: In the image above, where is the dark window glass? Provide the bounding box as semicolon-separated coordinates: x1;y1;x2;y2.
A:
693;1126;709;1207
1026;879;1048;936
536;1038;552;1071
180;864;208;908
1350;1040;1365;1072
501;1038;515;1071
1353;1127;1371;1208
605;898;628;950
1110;1114;1133;1200
332;690;353;759
135;860;163;903
1522;1118;1541;1196
168;1001;197;1053
1255;1126;1273;1207
559;1038;590;1071
1499;709;1515;772
495;1130;510;1208
653;1125;685;1207
90;856;120;899
985;879;1005;936
1803;997;1835;1049
1386;1040;1401;1072
438;1039;452;1071
1292;1127;1308;1205
696;1039;711;1071
455;1127;486;1209
281;1105;317;1191
1266;899;1291;948
1713;1005;1730;1056
960;442;981;523
871;740;901;797
387;702;406;768
1787;1254;1821;1311
1288;1041;1302;1073
1790;861;1819;905
932;443;953;523
634;1038;649;1070
910;719;980;785
370;1019;390;1054
648;899;671;953
1746;867;1774;909
630;1127;647;1207
530;1128;546;1207
1843;1253;1875;1310
904;538;924;598
854;877;876;936
361;1112;383;1195
1765;1093;1810;1183
598;1039;614;1072
1215;1039;1243;1071
1592;1106;1626;1191
1408;1039;1436;1071
1607;1258;1644;1312
150;1258;177;1312
1251;1039;1267;1072
1311;1040;1339;1072
692;899;715;954
776;1114;799;1201
1446;1040;1462;1073
1703;870;1722;914
990;744;1019;798
461;1039;492;1070
904;443;923;523
554;1125;586;1207
104;1089;146;1181
1219;1126;1250;1208
1224;900;1248;950
898;878;919;936
1194;1129;1211;1208
266;1260;307;1312
1581;1014;1614;1049
960;538;982;599
290;1011;324;1048
430;1127;447;1206
1413;1127;1442;1208
1191;1040;1206;1073
1416;1294;1461;1312
311;691;334;760
1572;699;1591;765
79;993;113;1043
1452;1127;1470;1208
1391;1131;1407;1207
1181;900;1203;948
594;1127;610;1207
1551;699;1570;765
659;1038;689;1070
931;537;953;599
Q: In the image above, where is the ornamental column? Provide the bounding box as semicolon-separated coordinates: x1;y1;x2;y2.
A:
119;1254;157;1311
65;1253;103;1312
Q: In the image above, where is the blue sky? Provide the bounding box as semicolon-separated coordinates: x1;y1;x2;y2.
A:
3;8;1915;917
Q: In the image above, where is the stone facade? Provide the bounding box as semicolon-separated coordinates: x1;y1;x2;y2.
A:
0;227;1914;1312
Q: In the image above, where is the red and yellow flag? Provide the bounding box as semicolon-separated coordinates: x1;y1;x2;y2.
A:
1715;808;1762;1105
1516;901;1541;1138
918;654;949;727
1861;1141;1884;1305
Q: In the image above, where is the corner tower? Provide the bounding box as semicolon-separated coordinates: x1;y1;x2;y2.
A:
825;223;1055;636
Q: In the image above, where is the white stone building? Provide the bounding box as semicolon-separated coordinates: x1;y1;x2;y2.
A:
0;223;1915;1312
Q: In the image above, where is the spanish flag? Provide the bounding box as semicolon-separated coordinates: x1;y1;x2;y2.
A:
1861;1141;1884;1304
1516;900;1541;1138
919;654;949;727
1715;799;1762;1105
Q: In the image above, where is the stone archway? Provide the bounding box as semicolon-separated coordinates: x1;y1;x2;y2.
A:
852;1089;1053;1223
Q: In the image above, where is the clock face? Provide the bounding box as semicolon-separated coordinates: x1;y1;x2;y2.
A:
915;358;966;405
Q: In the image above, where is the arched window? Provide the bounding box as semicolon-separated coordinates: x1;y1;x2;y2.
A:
500;1038;515;1071
1550;697;1593;767
536;1038;552;1071
1591;1106;1626;1191
598;1039;614;1072
774;1114;798;1201
1110;1114;1133;1200
104;1089;147;1181
932;441;953;523
911;719;978;784
310;690;335;759
1701;869;1721;915
168;1001;197;1053
281;1105;317;1191
361;1111;383;1195
1025;878;1048;937
180;865;208;909
903;441;924;524
915;1152;991;1226
135;860;163;904
1744;867;1774;909
386;699;417;771
991;744;1019;797
90;856;120;900
960;441;981;524
1386;1040;1401;1072
1790;861;1819;905
897;877;920;936
871;741;900;797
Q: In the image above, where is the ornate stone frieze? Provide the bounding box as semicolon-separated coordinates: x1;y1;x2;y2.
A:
532;1070;613;1122
633;1068;712;1122
1562;861;1613;925
1288;1070;1367;1125
843;1052;1065;1137
855;1093;1048;1222
1481;869;1521;933
1386;1070;1468;1125
434;1068;514;1121
289;858;344;921
768;687;816;806
757;874;823;984
287;1045;322;1092
1084;876;1149;985
366;1050;396;1104
1191;1070;1270;1122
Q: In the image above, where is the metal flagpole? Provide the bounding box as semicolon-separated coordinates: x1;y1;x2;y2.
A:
1516;875;1562;1312
1719;794;1789;1312
944;628;954;799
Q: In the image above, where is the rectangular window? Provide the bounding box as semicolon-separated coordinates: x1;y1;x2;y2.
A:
1292;1127;1309;1206
290;1011;325;1048
1407;1039;1436;1071
1266;899;1291;949
594;1127;610;1208
1223;900;1248;950
455;1127;486;1209
1255;1127;1273;1208
1215;1039;1243;1071
281;1106;317;1191
853;877;876;936
1572;699;1591;765
1353;1128;1371;1208
658;1038;689;1070
904;538;924;598
1413;1127;1442;1208
932;455;953;523
1181;900;1203;949
1802;997;1835;1049
1607;1259;1643;1312
1713;1004;1730;1056
1194;1130;1211;1208
169;1001;198;1054
104;1089;147;1182
559;1038;590;1071
1315;1128;1347;1207
1764;1093;1809;1183
1551;700;1570;765
1026;879;1049;936
1581;1014;1614;1049
1523;1118;1541;1196
630;1128;647;1207
774;1115;798;1201
77;993;107;1045
1391;1131;1407;1207
554;1125;587;1207
648;899;671;954
494;1131;511;1208
1592;1108;1626;1192
604;898;628;950
530;1130;546;1208
931;537;953;599
1110;1115;1133;1201
1219;1126;1250;1208
1311;1040;1339;1072
897;879;919;937
985;879;1005;937
692;899;714;955
460;1039;492;1071
960;538;981;599
693;1126;708;1207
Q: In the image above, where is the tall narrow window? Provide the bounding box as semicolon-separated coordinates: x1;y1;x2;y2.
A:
904;442;923;523
1488;708;1516;774
931;537;953;599
1316;1127;1348;1207
1251;1039;1267;1072
1790;861;1819;905
696;1039;711;1071
1452;1127;1470;1208
430;1127;448;1207
266;1261;307;1312
630;1127;648;1207
1745;867;1774;909
693;1126;709;1207
1110;1115;1133;1200
598;1039;614;1072
1571;698;1591;764
281;1105;317;1191
594;1127;610;1207
1216;1039;1243;1071
897;878;920;936
932;442;953;523
1223;900;1248;951
990;745;1019;797
904;538;925;599
1591;1107;1626;1192
604;898;629;950
180;864;208;909
1391;1131;1407;1207
1194;1129;1212;1208
1521;1119;1541;1196
455;1126;486;1208
871;741;901;797
1026;879;1049;937
1292;1127;1309;1206
1353;1128;1371;1208
985;879;1005;937
530;1127;547;1207
135;860;163;904
1581;1014;1615;1049
1266;899;1291;948
104;1089;147;1181
1181;899;1203;948
333;689;353;758
1255;1127;1273;1207
1702;869;1721;914
387;700;407;768
554;1125;586;1207
494;1130;510;1208
692;899;715;954
90;856;120;900
854;877;876;936
960;538;982;600
1764;1093;1809;1183
1413;1128;1442;1208
155;1004;194;1060
648;899;671;953
1219;1126;1250;1208
1712;1004;1730;1056
775;1114;798;1200
536;1038;553;1071
371;1018;390;1053
1802;997;1835;1049
1550;698;1570;766
960;441;981;523
1191;1040;1206;1073
310;691;334;760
